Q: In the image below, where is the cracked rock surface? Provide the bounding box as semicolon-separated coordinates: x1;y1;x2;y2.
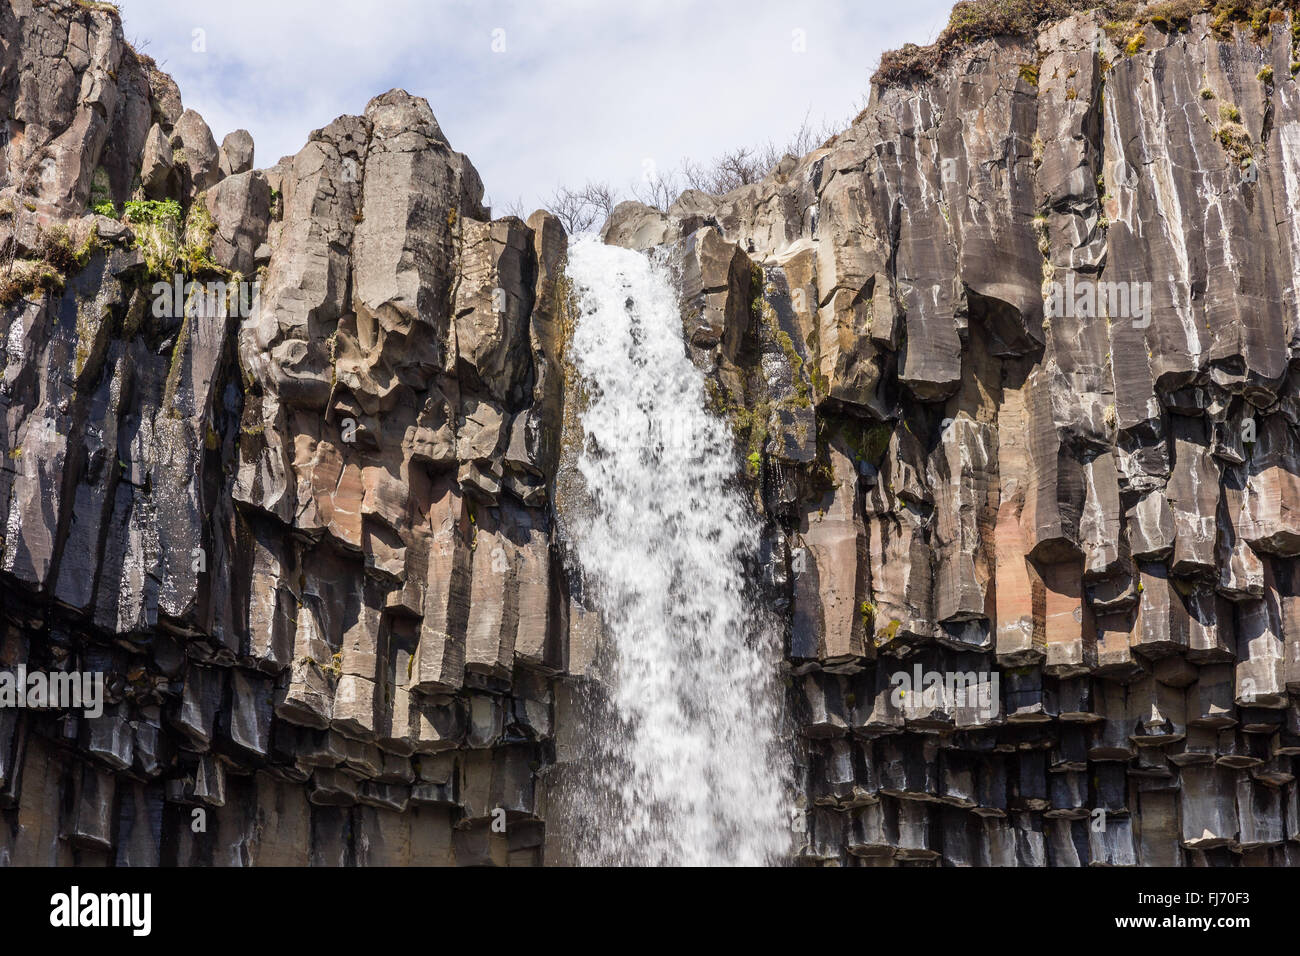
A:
1;0;570;865
601;8;1300;866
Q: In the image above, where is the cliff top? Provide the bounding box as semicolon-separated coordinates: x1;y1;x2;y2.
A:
873;0;1300;87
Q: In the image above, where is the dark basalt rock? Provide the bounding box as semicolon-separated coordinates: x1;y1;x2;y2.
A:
598;9;1300;866
3;0;1300;867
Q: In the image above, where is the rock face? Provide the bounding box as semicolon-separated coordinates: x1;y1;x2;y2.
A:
0;0;572;866
3;0;1300;867
598;7;1300;866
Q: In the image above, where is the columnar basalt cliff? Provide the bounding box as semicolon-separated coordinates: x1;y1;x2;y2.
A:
600;2;1300;865
3;0;1300;866
0;0;573;865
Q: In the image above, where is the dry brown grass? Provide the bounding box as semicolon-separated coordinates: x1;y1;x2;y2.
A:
873;0;1300;87
0;259;64;308
874;0;1140;86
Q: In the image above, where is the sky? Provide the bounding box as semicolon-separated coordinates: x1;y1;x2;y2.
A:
115;0;955;215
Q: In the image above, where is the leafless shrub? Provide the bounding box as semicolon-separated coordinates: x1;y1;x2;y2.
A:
545;180;618;233
630;167;680;213
494;195;529;219
681;110;840;196
542;110;848;230
681;146;761;194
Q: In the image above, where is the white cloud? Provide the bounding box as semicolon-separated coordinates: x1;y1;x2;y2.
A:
116;0;954;213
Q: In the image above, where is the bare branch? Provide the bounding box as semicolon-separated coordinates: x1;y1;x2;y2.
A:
543;109;851;231
630;167;679;213
670;110;844;199
500;196;529;219
544;180;619;233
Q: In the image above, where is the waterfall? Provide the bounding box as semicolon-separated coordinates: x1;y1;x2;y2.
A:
556;237;791;866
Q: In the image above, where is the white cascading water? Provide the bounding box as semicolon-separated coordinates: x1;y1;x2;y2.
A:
558;237;791;866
